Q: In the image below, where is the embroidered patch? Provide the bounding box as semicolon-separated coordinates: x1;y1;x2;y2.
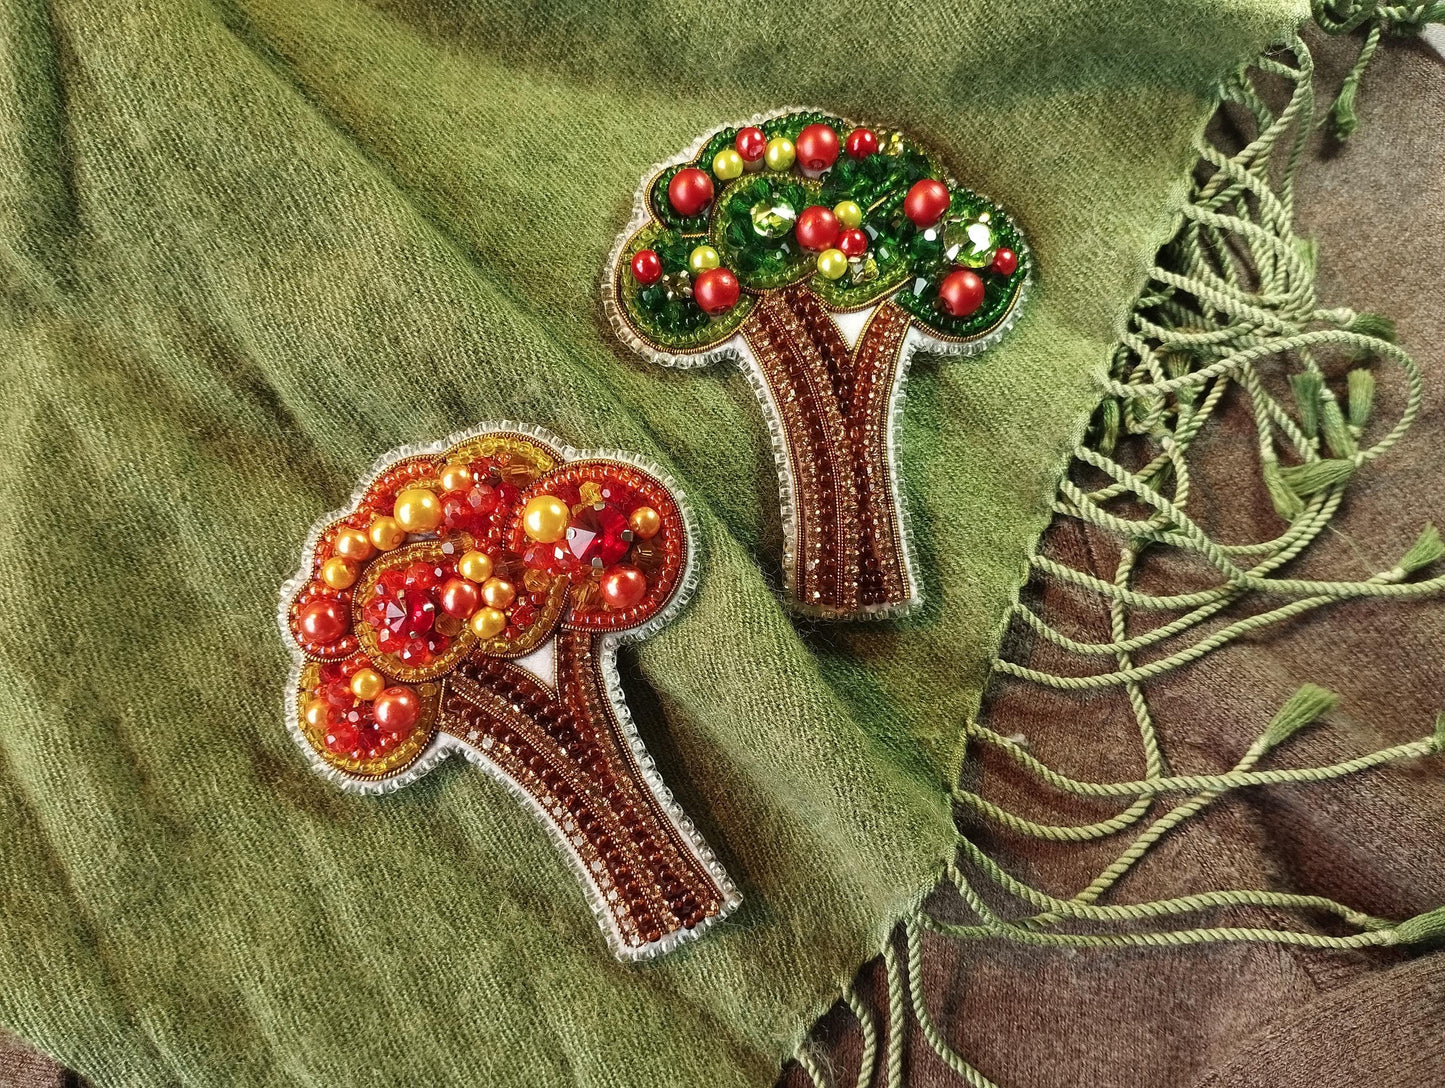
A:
279;423;739;960
604;109;1031;618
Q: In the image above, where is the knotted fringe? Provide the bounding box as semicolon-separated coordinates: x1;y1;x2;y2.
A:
784;15;1443;1087
1313;1;1445;139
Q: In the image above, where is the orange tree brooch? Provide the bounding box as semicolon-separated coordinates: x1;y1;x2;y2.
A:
604;110;1031;617
279;423;739;960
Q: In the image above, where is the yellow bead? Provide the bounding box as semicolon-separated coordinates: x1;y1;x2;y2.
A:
457;549;494;583
628;506;661;539
469;607;506;639
481;577;516;609
333;527;374;562
393;488;442;533
304;699;329;729
833;200;863;229
320;556;358;590
438;461;474;493
764;136;796;171
522;494;570;543
816;248;848;280
712;148;744;181
369;516;406;551
350;668;385;701
688;245;720;276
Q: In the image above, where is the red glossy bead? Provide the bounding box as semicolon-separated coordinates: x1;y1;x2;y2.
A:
667;168;714;217
439;577;480;619
904;178;951;228
693;267;740;315
631;248;662;285
991;247;1018;276
795;205;840;251
845;128;879;159
837;228;867;258
938;268;985;317
601;566;648;610
795;123;839;172
299;599;347;644
735;126;767;162
373;686;421;735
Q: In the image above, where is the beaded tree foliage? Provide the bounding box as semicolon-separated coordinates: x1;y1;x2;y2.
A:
280;423;739;960
605;109;1031;617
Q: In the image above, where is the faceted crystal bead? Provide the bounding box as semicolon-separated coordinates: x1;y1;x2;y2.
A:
944;211;995;268
566;503;633;567
751;199;797;239
848;255;879;285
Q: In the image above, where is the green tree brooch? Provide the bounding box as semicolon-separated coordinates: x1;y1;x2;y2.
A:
604;109;1031;618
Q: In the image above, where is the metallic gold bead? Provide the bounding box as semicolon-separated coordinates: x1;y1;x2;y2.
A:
333;527;375;562
688;245;720;276
438;461;474;493
469;607;506;639
764;136;796;171
393;487;442;533
522;494;570;544
628;506;662;540
304;699;330;729
350;668;385;701
816;248;848;280
833;200;863;229
481;577;516;609
457;549;494;583
320;556;358;590
368;516;406;551
712;148;744;181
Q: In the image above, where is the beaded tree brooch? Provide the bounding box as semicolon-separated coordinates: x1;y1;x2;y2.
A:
280;423;739;960
605;109;1030;617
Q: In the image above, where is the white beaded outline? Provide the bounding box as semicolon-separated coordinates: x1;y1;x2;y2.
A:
277;420;741;962
601;105;1033;619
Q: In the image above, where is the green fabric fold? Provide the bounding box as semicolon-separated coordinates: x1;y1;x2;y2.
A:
0;0;1303;1083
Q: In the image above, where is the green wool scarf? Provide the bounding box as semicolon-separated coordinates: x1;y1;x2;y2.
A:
0;0;1305;1084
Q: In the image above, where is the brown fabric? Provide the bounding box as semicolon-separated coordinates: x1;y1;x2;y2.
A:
5;26;1443;1088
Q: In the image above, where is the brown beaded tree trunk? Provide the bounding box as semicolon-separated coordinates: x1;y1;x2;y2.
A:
438;629;729;954
740;286;915;615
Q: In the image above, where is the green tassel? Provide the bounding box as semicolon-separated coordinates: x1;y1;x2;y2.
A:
1262;457;1305;520
1289;372;1323;439
1347;368;1375;431
1263;684;1339;750
1434;712;1445;750
1279;457;1356;497
1348;311;1396;343
1319;393;1358;458
1398;524;1443;575
1394;905;1445;946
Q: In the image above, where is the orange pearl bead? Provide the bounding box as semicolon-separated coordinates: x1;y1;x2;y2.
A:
457;549;494;583
469;607;506;639
481;577;516;609
320;556;358;590
628;506;662;540
369;516;406;551
333;527;375;561
393;488;442;533
601;566;648;610
522;494;570;543
438;461;474;493
298;599;347;643
304;699;330;728
349;668;385;701
439;577;480;619
372;686;421;735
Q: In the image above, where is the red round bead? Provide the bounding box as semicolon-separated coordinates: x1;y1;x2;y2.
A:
837;228;867;258
601;566;648;611
667;168;714;217
991;247;1018;276
299;599;347;644
795;205;841;251
438;577;480;619
795;123;840;172
904;178;951;229
938;268;985;317
373;686;421;735
735;126;767;162
693;267;740;315
845;128;879;159
631;248;662;285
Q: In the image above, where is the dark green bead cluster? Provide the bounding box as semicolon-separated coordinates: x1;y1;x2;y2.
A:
625;110;1028;350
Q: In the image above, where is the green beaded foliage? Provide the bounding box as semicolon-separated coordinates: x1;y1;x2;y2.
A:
620;109;1029;351
618;222;754;351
